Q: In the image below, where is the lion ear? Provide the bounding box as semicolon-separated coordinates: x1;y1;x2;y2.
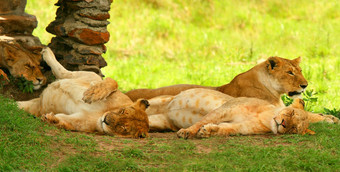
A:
298;127;315;135
296;120;314;135
304;129;315;135
289;98;305;110
266;56;281;71
293;56;301;64
135;99;150;111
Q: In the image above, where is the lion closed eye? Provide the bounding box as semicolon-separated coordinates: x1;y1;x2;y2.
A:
0;42;46;90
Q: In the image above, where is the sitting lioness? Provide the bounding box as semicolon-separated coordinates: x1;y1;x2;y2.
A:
0;42;46;90
18;48;150;138
146;88;336;139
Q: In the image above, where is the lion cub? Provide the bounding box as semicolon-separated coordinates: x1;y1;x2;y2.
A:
18;48;150;138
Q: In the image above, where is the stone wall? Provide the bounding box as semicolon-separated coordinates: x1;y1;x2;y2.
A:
0;0;44;55
46;0;113;76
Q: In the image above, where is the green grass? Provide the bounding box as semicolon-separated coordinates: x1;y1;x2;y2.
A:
1;95;339;171
1;0;338;170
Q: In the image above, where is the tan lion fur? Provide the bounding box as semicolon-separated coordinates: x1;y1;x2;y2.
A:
0;42;46;90
146;88;339;138
126;56;307;106
18;48;150;138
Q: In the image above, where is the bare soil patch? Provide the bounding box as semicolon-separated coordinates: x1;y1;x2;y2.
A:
0;70;54;101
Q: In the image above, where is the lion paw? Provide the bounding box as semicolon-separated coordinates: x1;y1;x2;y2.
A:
82;78;118;104
323;115;339;124
197;124;219;138
41;112;59;124
177;128;196;139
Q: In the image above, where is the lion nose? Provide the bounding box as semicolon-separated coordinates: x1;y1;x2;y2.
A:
300;84;308;89
37;77;45;84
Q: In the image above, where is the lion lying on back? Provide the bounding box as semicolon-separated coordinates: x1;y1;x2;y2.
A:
18;48;150;138
0;42;46;90
147;88;338;138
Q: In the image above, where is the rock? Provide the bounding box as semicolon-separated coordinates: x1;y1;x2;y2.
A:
0;0;26;15
77;9;110;20
47;0;113;75
0;14;37;35
68;28;110;45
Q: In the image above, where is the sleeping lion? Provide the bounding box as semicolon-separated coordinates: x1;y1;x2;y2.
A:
18;48;150;138
146;88;337;139
0;41;46;90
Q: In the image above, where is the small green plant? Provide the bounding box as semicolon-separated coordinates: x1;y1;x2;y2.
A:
16;76;34;93
281;94;293;106
0;75;6;90
281;90;318;111
302;90;318;111
323;108;340;118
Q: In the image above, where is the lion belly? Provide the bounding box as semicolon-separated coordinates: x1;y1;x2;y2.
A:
40;79;105;115
167;88;231;128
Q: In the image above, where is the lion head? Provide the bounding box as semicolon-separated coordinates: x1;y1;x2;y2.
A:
265;56;308;97
99;99;150;138
273;99;315;135
0;42;46;90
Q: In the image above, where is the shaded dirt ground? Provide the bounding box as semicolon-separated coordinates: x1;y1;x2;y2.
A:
0;70;54;101
49;127;280;151
0;82;45;101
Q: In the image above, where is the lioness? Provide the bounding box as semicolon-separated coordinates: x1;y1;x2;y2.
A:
146;88;336;139
126;56;306;106
0;42;46;90
18;48;150;138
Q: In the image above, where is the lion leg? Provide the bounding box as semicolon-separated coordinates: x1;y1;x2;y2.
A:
42;112;98;132
82;77;118;103
41;112;76;131
197;121;259;138
41;47;72;79
177;106;235;139
148;114;179;132
42;47;100;80
307;112;339;124
17;98;41;116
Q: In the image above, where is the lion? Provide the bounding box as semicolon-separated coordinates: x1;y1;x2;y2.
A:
126;56;307;106
18;48;150;138
146;88;338;138
0;42;46;90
